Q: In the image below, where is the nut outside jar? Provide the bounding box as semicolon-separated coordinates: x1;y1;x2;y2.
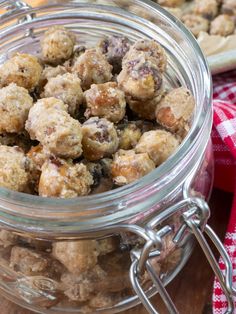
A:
0;1;234;314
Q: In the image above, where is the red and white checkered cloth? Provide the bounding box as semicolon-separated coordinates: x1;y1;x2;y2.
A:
212;70;236;313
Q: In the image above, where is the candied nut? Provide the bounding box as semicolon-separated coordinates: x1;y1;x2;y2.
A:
63;46;87;72
42;73;83;116
97;237;118;255
10;246;50;276
123;39;167;73
127;93;163;120
118;58;163;101
72;49;113;90
27;144;50;192
82;117;119;161
41;26;76;64
135;130;180;166
155;87;195;136
210;14;235;36
27;144;49;172
97;35;131;73
0;132;32;153
39;158;93;198
0;145;31;192
182;14;210;37
0;83;33;134
0;230;18;248
84;82;126;123
156;0;185;7
0;53;42;91
25;97;83;158
38;65;68;92
52;240;99;274
61;265;106;302
117;122;142;150
194;0;219;20
111;149;155;185
41;65;67;84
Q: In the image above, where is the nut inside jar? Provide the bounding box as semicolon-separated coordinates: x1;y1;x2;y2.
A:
0;26;195;197
0;24;196;312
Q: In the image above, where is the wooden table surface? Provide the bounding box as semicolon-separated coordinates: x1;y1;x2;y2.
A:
0;188;232;314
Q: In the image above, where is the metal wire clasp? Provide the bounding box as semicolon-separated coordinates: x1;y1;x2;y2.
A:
129;197;236;314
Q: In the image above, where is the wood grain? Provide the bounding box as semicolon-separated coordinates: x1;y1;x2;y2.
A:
0;189;232;314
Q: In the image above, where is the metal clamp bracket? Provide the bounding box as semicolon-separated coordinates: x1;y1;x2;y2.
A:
129;197;236;314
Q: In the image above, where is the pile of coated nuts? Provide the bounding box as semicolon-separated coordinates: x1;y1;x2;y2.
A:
0;26;195;198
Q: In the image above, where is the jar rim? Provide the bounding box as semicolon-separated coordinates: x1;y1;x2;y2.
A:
0;1;212;228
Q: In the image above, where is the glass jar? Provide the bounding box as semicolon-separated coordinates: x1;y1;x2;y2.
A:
0;1;233;314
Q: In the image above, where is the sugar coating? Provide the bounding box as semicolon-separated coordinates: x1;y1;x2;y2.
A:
97;35;131;73
63;46;86;72
0;53;42;91
111;149;155;185
117;122;142;150
194;0;219;20
127;93;163;120
42;73;83;117
155;87;195;136
210;14;235;36
41;26;76;65
61;265;107;302
135;130;180;166
27;144;49;172
0;83;33;134
84;82;126;123
0;145;31;192
10;246;50;276
82;117;119;161
156;0;185;7
61;251;130;302
52;240;99;274
72;49;113;90
97;238;118;255
38;65;67;91
182;15;210;37
25;97;83;158
39;158;93;198
27;144;50;191
118;57;163;101
123;39;167;73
